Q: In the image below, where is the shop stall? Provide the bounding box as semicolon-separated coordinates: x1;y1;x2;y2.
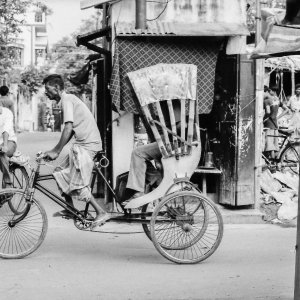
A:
79;0;253;206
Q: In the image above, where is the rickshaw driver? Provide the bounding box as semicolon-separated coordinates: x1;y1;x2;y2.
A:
42;74;111;229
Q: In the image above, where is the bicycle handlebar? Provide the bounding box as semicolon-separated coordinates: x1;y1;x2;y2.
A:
36;151;45;162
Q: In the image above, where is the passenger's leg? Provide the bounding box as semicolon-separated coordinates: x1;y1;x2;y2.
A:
126;142;161;193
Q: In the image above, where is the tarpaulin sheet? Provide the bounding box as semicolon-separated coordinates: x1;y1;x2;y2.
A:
251;8;300;58
110;37;220;114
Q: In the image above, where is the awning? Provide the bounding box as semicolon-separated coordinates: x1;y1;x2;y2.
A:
115;21;249;37
265;56;300;71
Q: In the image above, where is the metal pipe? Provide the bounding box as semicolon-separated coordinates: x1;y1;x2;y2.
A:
254;0;264;209
136;0;147;29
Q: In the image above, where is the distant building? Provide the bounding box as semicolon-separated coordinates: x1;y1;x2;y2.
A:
13;5;48;68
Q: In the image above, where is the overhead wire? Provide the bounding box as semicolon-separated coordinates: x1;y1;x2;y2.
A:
146;0;172;22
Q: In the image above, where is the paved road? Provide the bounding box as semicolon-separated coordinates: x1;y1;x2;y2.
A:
0;132;297;300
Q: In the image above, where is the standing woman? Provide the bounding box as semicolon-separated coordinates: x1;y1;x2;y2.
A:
263;86;280;159
287;83;300;139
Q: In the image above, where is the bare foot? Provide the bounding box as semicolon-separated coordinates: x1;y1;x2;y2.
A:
90;212;111;230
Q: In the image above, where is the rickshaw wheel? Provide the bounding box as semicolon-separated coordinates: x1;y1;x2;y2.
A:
150;191;223;264
142;180;200;242
165;179;201;195
141;200;159;241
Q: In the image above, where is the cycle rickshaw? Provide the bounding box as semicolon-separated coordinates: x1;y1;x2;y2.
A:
0;64;223;264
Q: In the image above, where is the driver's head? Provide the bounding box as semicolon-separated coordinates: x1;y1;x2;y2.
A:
43;74;64;102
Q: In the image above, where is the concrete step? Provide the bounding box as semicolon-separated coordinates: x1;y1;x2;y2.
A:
216;204;266;224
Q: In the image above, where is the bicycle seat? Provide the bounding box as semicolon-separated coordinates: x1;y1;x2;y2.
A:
93;150;106;162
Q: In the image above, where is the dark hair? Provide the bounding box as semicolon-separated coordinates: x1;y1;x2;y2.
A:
269;85;279;93
0;85;9;96
264;85;269;92
42;74;64;90
295;83;300;90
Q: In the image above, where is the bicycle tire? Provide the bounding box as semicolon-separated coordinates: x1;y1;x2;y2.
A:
279;145;299;175
150;191;223;264
8;164;30;214
0;189;48;259
141;180;200;242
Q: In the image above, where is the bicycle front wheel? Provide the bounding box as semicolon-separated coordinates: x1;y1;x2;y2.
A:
9;164;29;190
0;189;48;259
279;145;299;175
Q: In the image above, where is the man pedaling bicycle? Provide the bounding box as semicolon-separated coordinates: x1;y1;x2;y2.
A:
42;74;113;230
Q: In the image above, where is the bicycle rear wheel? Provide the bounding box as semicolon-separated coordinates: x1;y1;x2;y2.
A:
0;189;48;259
279;145;299;175
8;164;30;214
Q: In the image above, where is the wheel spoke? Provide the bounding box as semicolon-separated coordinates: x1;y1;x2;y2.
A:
150;191;223;264
0;191;47;259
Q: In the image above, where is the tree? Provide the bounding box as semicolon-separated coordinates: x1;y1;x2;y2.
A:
47;12;102;96
0;0;31;81
19;65;50;97
0;1;52;84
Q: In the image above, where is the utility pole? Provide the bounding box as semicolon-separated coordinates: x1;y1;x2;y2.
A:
294;147;300;296
254;0;264;209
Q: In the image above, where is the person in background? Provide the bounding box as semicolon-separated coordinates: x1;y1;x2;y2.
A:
44;108;51;131
49;114;55;132
263;86;281;159
287;84;300;139
277;96;291;128
0;103;16;188
0;86;14;117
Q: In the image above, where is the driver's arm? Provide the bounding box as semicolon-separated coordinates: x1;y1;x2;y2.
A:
44;122;74;160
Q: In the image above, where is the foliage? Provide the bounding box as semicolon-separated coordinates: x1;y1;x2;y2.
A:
17;12;102;97
0;0;52;83
0;0;32;80
46;13;102;96
19;65;50;96
35;1;53;15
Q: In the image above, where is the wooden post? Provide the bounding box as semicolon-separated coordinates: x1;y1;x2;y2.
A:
254;0;264;209
292;67;295;96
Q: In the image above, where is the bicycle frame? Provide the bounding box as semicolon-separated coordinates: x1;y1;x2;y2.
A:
264;130;298;160
9;156;123;226
8;153;169;228
267;133;288;159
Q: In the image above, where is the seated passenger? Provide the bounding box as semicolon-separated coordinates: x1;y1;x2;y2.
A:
42;74;111;229
126;100;182;200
